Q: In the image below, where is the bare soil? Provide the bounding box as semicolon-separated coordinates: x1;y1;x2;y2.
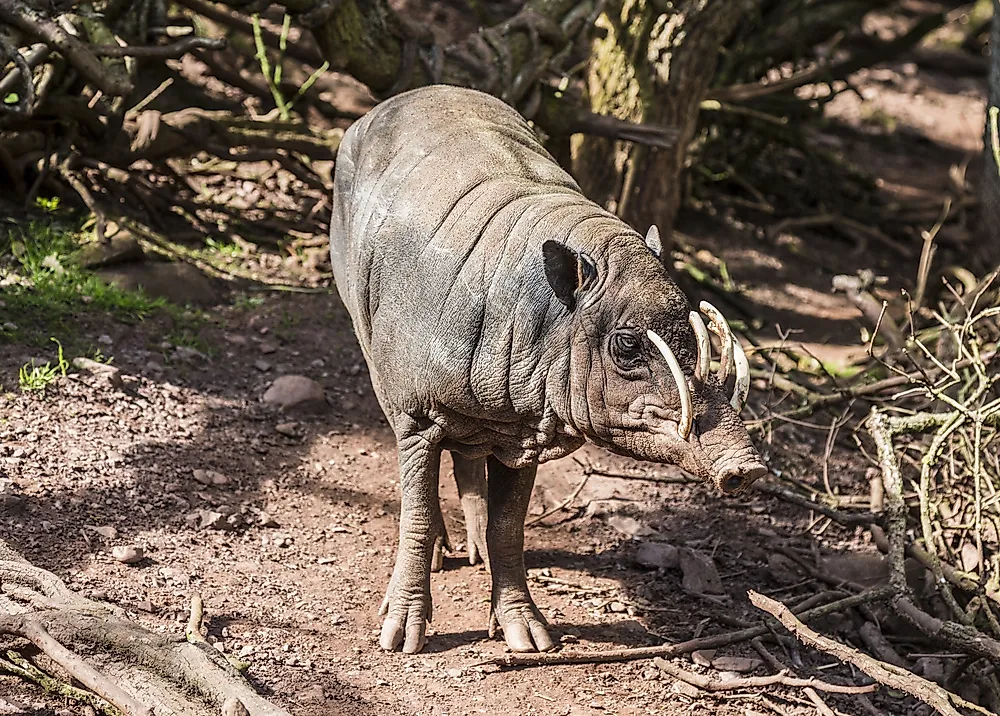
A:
0;44;989;716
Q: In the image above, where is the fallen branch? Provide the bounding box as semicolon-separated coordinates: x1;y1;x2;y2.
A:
489;585;894;668
652;656;877;694
526;473;589;526
749;590;990;716
90;37;227;59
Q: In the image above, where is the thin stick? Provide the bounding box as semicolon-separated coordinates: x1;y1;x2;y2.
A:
526;473;589;526
749;590;991;716
186;592;207;644
652;657;876;694
488;586;894;667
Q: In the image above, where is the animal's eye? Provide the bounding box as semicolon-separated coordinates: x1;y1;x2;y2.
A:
611;332;644;371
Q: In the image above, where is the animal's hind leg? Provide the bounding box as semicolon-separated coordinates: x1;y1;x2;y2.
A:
451;453;488;567
485;457;554;653
379;424;442;654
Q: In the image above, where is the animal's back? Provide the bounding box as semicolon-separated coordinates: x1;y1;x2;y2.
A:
328;86;616;421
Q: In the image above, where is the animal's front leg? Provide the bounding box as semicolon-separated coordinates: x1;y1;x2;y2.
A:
485;457;554;653
379;432;442;653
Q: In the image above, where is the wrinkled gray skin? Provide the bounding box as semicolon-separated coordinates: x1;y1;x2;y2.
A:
329;85;766;655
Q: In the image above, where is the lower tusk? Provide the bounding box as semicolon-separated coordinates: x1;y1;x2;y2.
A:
689;311;711;382
731;338;750;411
646;330;693;440
699;301;733;381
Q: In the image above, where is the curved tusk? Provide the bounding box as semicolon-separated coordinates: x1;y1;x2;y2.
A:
699;301;733;382
688;311;712;382
731;338;751;412
646;330;693;440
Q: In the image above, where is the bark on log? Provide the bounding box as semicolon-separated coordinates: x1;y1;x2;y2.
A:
573;0;755;251
981;0;1000;269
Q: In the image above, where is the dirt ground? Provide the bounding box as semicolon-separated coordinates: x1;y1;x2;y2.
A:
0;28;991;716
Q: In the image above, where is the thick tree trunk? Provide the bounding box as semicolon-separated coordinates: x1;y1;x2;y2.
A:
982;0;1000;267
573;0;754;249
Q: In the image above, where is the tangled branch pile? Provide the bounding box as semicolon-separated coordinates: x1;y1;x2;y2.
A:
758;261;1000;711
0;0;987;269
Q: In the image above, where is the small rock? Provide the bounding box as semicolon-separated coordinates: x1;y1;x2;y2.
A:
691;649;716;666
679;548;724;595
275;422;299;437
97;334;113;346
259;342;277;355
76;232;145;268
766;553;802;586
641;668;660;681
112;545;144;564
604;515;656;538
635;542;679;570
172;346;206;363
197;510;227;530
257;511;279;528
86;525;118;540
711;656;761;673
193;469;230;486
222;698;250;716
262;375;328;414
137;599;155;613
144;360;164;374
254;359;272;372
608;601;627;613
670;680;701;698
73;357;124;389
1;322;16;331
446;668;463;679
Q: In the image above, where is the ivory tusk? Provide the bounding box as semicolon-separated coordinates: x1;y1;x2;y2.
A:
646;330;693;440
699;301;733;381
731;338;750;412
688;311;711;382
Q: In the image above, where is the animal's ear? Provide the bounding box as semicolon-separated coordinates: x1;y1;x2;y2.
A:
542;240;597;310
644;225;662;259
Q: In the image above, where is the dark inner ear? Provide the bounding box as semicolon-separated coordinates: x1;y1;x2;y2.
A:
543;241;597;310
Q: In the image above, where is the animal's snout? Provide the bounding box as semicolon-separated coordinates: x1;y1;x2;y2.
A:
715;461;766;495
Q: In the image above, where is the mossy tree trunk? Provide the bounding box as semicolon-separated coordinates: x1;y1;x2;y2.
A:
573;0;755;249
982;0;1000;268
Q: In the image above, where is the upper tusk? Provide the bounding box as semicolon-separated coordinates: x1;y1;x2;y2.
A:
688;311;711;382
699;301;733;382
646;330;693;440
731;338;750;412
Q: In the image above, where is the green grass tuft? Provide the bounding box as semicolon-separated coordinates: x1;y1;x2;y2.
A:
1;217;171;344
18;338;68;394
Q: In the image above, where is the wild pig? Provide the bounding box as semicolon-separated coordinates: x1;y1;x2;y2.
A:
329;85;765;654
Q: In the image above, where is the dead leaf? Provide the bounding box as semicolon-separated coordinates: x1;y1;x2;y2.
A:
679;548;724;595
711;656;761;673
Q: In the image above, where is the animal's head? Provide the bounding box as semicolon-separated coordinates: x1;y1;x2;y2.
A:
543;226;766;495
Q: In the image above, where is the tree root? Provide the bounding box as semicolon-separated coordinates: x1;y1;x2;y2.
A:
0;539;292;716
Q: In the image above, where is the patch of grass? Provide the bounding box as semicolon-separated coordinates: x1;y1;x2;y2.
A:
233;292;266;311
164;327;214;358
1;217;171;343
18;338;68;394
